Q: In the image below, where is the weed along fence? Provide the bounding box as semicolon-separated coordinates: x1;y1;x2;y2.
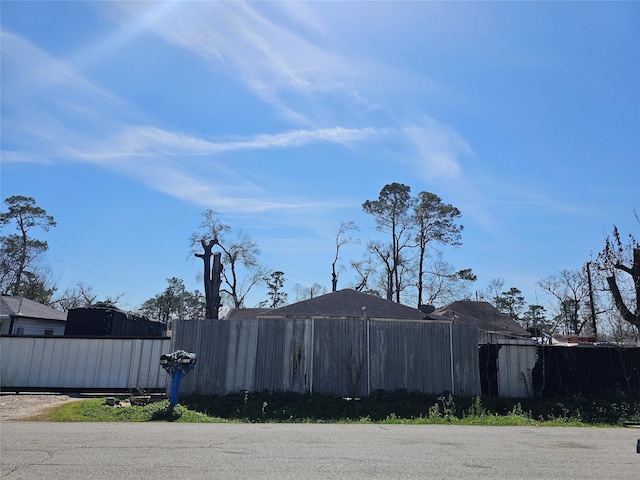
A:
0;336;171;392
172;318;481;397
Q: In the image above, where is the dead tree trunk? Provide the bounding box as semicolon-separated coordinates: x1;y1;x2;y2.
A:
606;246;640;329
211;252;223;317
607;276;640;328
195;239;223;319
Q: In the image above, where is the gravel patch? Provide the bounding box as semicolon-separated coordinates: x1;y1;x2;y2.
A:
0;393;85;421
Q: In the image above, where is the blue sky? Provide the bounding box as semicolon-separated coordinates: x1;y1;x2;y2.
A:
1;1;638;312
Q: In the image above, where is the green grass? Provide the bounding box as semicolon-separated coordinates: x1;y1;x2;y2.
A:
34;390;640;426
43;398;227;423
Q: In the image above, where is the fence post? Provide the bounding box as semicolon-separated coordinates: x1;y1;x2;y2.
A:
309;319;314;395
449;323;455;396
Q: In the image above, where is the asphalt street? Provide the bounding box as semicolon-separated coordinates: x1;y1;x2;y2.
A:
1;423;639;479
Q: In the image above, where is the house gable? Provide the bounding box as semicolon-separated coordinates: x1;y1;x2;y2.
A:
435;300;531;338
256;289;431;321
224;308;269;321
1;295;67;321
1;295;67;336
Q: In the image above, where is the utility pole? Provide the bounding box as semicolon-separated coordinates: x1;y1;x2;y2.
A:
586;261;598;338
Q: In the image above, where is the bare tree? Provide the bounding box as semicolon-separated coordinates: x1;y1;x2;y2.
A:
420;251;476;307
368;240;396;301
220;230;267;307
190;209;265;308
598;225;640;330
538;269;591;335
484;278;505;307
350;253;379;295
292;283;306;302
331;221;359;292
601;308;639;343
53;281;123;312
293;282;327;301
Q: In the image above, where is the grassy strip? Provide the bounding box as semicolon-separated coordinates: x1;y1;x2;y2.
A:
43;398;227;423
35;391;640;426
182;391;638;426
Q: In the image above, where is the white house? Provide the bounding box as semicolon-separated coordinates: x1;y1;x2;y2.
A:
0;295;67;336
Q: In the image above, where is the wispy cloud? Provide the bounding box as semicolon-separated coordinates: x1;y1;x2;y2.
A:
90;155;347;214
0;151;52;165
97;2;474;179
102;1;355;98
64;125;384;166
403;116;473;180
2;7;485;217
1;29;386;213
61;124;387;213
97;1;417;124
0;31;122;108
1;29;135;161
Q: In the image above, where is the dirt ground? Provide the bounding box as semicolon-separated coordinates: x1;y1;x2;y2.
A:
0;393;85;421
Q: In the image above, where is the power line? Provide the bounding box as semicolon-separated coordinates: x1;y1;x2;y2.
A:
49;256;156;293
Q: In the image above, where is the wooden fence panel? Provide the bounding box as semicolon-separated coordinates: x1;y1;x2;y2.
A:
173;318;480;397
281;319;312;393
312;319;341;394
312;319;367;396
225;320;258;393
254;319;278;391
370;322;458;394
208;320;230;395
425;323;451;394
172;319;197;394
451;323;481;396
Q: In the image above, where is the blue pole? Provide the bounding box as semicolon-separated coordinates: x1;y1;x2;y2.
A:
169;365;194;408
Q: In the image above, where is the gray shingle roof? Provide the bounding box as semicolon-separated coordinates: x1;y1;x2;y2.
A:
435;301;530;337
0;295;67;322
257;289;430;320
224;308;269;320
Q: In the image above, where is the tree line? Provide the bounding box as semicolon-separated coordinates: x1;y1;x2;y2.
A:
1;191;638;341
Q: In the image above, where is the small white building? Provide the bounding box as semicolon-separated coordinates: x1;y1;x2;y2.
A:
0;295;66;336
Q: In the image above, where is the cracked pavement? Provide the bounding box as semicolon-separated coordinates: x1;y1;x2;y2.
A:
2;423;639;479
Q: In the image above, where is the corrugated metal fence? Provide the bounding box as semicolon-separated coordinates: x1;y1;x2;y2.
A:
173;318;481;397
1;336;171;392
